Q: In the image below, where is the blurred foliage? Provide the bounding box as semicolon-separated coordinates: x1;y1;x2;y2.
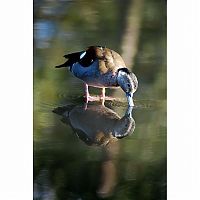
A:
34;0;166;199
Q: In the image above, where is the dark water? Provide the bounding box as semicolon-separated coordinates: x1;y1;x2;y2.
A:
34;0;166;199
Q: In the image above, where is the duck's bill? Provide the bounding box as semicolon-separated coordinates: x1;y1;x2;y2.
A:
126;94;134;107
126;106;133;118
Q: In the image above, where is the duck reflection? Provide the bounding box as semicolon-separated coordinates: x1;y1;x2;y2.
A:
53;104;135;145
53;104;136;198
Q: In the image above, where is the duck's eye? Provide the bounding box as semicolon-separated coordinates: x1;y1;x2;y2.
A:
127;83;131;88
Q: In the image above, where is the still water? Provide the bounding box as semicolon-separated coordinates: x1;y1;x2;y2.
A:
34;0;166;199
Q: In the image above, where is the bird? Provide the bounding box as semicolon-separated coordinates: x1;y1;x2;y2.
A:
55;46;138;106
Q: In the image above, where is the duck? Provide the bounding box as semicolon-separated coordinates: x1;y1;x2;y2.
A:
55;46;138;106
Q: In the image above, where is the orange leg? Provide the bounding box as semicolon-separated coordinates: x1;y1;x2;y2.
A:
101;88;105;105
84;83;100;103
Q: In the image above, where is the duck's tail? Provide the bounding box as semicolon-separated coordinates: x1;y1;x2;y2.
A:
55;51;83;68
55;61;69;68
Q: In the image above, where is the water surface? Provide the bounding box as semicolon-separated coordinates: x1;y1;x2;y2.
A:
34;0;166;199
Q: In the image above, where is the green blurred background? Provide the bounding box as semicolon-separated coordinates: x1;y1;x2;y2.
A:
34;0;166;199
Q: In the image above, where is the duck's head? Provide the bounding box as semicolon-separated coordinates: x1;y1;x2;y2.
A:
117;68;138;107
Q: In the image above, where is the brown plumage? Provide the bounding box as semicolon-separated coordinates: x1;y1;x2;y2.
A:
85;46;126;74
